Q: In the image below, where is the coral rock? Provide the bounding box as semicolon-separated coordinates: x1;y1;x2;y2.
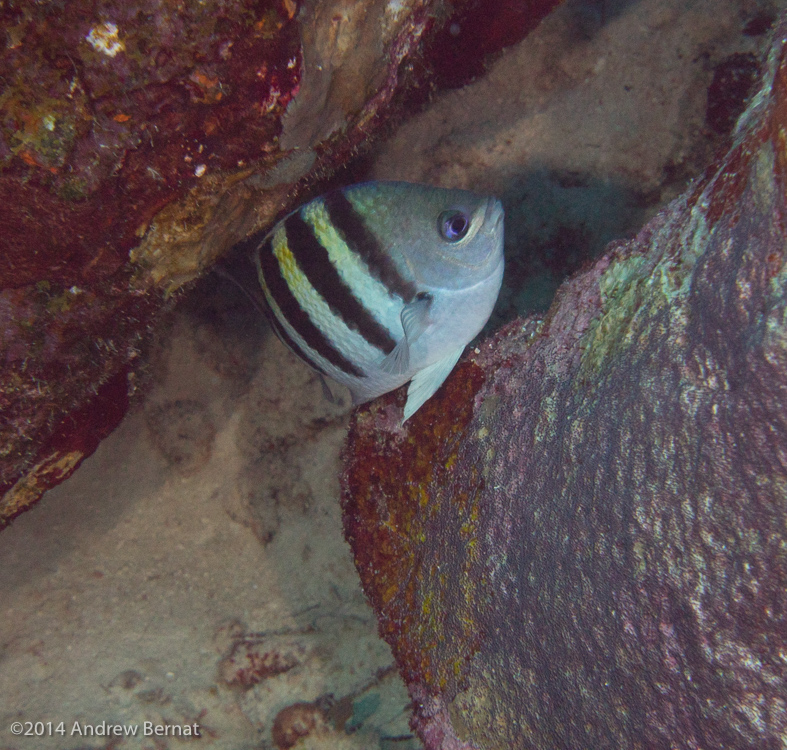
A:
1;0;560;527
271;701;328;749
342;16;787;750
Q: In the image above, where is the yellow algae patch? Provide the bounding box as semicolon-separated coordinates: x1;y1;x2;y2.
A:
85;22;125;58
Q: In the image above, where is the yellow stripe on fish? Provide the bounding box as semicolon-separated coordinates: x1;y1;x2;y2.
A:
303;199;403;338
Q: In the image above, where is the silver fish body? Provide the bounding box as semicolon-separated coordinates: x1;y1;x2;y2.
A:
254;180;504;421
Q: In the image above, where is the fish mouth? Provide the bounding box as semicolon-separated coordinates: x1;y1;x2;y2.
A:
484;197;504;230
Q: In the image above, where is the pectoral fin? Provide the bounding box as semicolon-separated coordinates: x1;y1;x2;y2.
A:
380;294;433;376
403;345;465;422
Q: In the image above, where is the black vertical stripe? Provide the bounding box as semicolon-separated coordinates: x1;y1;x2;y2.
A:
284;210;397;355
265;306;330;377
322;190;417;302
256;235;366;378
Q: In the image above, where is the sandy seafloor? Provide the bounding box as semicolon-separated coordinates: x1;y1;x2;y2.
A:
1;1;783;748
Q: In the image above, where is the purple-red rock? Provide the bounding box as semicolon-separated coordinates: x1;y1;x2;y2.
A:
0;0;562;528
341;17;787;750
0;0;303;525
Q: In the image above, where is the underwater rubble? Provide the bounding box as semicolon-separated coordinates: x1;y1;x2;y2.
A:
342;12;787;750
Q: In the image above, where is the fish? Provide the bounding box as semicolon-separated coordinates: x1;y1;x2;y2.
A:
253;180;504;422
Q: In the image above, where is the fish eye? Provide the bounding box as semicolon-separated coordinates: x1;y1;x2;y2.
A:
438;210;470;242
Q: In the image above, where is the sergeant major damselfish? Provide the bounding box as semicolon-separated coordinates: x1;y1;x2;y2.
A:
254;180;504;422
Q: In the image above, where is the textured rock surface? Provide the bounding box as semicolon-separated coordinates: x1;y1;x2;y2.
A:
0;0;560;527
0;1;780;748
342;15;787;750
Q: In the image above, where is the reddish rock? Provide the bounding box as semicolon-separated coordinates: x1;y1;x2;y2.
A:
0;0;303;526
424;0;564;89
342;16;787;750
218;639;301;690
271;701;328;749
0;0;562;528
